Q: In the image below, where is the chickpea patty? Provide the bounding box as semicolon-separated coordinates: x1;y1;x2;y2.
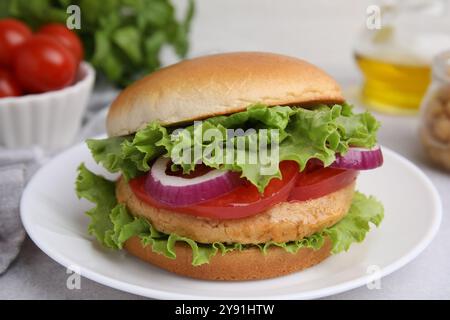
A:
116;177;355;244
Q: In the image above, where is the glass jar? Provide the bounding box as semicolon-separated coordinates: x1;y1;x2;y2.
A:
419;51;450;171
354;0;450;114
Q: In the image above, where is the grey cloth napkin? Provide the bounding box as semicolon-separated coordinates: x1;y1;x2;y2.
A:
0;147;46;274
0;87;116;275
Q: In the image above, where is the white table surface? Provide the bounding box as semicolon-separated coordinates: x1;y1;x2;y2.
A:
1;0;449;299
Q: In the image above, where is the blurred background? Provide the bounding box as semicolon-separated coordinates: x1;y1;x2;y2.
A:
185;0;368;81
1;0;450;299
3;0;450;142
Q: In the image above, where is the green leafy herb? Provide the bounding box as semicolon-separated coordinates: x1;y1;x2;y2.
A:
3;0;195;87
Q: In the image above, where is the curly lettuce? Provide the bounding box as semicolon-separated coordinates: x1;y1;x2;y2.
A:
76;165;384;266
86;103;380;192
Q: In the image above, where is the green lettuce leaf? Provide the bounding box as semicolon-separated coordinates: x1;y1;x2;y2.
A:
324;192;384;253
87;103;380;191
107;204;149;249
76;166;384;266
86;137;142;180
140;233;243;266
75;164;117;247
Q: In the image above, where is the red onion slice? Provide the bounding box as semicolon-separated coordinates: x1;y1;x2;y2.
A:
331;145;383;170
144;157;242;207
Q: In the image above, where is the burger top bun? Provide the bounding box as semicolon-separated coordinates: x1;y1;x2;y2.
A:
106;52;344;137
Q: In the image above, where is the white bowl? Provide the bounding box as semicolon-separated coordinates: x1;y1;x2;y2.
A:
0;62;95;150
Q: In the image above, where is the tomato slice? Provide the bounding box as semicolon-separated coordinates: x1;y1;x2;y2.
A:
289;168;358;201
129;161;358;220
129;161;299;219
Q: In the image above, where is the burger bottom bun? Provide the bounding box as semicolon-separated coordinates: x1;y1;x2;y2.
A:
124;236;332;281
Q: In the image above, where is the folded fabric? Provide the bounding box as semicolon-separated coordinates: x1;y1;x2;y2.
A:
0;83;114;275
0;147;46;274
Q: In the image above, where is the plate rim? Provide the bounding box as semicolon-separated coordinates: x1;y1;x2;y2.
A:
20;143;442;300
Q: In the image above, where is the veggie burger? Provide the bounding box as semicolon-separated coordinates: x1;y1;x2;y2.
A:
76;52;384;280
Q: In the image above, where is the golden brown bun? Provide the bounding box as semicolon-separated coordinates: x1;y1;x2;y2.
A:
107;52;344;136
124;236;332;281
116;178;355;244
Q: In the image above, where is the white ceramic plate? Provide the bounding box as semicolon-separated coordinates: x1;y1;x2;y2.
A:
20;143;442;299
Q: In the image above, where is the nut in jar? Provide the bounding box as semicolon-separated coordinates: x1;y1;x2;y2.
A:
420;51;450;171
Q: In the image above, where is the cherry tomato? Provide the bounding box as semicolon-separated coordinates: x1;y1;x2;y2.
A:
12;35;77;93
130;161;300;219
288;167;358;201
37;23;84;65
0;18;32;67
0;69;22;97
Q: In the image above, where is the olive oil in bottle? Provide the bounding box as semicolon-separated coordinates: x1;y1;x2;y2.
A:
355;53;431;114
353;0;450;114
